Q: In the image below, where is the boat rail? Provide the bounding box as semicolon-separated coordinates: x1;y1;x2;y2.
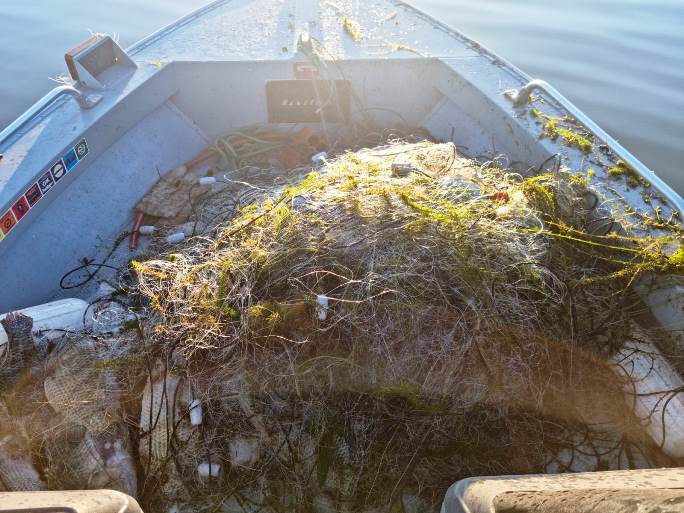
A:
0;86;102;152
505;79;684;217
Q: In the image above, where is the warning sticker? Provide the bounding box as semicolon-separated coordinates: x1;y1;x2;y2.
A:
62;148;78;171
11;197;30;220
1;211;16;235
38;171;55;194
0;138;89;242
51;160;67;182
75;138;89;160
25;183;43;206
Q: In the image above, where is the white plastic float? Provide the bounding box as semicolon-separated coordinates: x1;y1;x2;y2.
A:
0;298;90;349
188;399;203;426
311;151;328;165
165;232;186;244
138;225;156;236
197;462;221;479
316;294;329;321
612;336;684;458
198;176;217;186
641;279;684;350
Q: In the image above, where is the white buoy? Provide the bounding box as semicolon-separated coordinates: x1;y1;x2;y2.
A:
639;278;684;350
138;225;156;236
199;176;217;186
165;232;186;244
316;294;329;321
176;222;200;237
311;152;328;165
197;462;221;479
612;337;684;458
189;399;203;426
0;298;90;348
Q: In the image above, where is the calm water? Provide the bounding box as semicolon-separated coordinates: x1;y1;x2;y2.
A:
1;0;682;193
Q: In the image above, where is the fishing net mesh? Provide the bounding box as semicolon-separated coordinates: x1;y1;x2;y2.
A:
0;138;681;511
123;141;682;511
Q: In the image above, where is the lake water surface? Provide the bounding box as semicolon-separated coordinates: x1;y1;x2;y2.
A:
1;0;682;193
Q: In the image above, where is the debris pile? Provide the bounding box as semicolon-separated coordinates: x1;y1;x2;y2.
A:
1;139;683;512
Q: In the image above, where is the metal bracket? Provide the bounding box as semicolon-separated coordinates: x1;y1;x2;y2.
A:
504;79;684;218
66;87;103;109
66;35;137;90
0;86;102;149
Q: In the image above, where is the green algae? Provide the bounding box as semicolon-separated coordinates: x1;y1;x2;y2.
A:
342;15;363;42
608;160;650;189
543;117;593;152
530;108;593;152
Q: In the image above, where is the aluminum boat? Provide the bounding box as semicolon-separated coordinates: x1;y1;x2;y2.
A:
0;1;683;511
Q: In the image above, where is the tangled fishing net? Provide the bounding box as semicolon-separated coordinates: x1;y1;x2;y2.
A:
1;138;683;511
124;140;682;511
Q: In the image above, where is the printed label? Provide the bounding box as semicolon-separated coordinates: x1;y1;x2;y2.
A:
0;211;16;235
51;160;67;181
0;138;89;243
75;138;89;160
267;80;351;123
38;171;56;193
62;149;78;171
25;183;42;206
11;197;30;221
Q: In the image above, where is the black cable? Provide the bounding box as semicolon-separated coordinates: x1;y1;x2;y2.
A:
60;260;122;290
59;231;130;290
